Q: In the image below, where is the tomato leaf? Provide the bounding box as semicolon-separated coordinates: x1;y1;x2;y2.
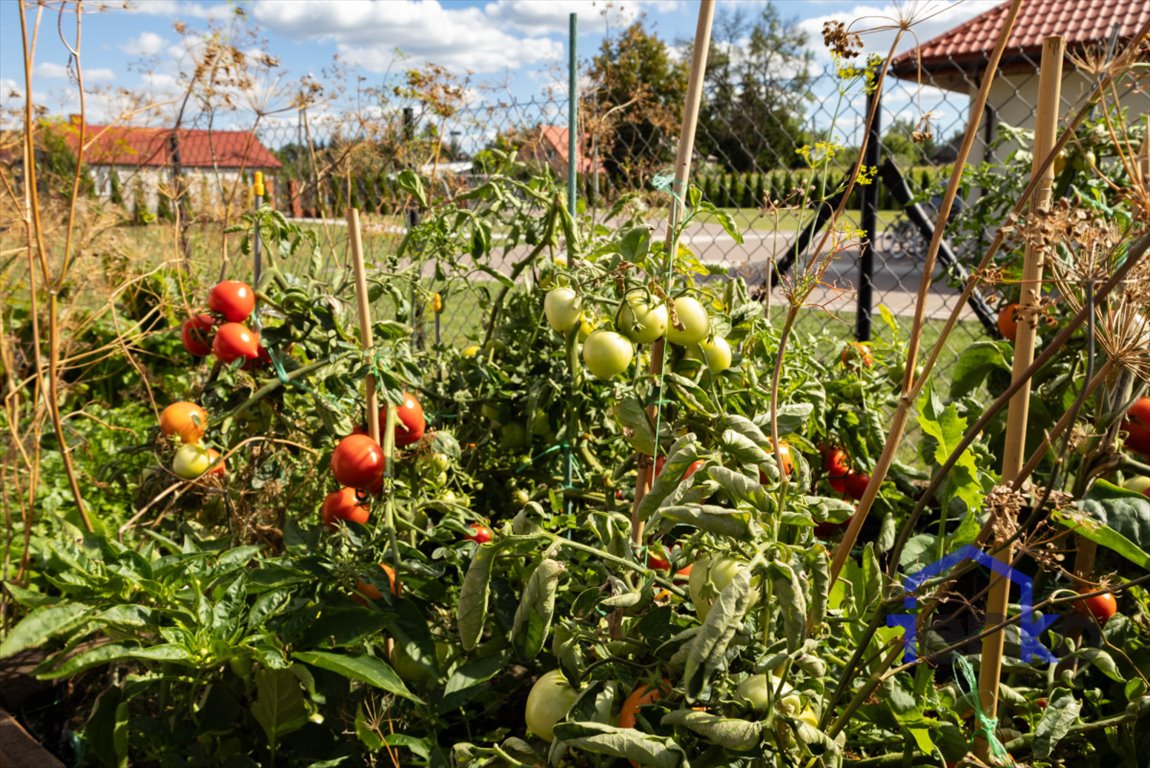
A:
718;429;770;466
769;561;807;652
683;566;753;701
655;505;755;539
614;395;657;455
949;341;1010;398
551;721;688;768
1032;691;1081;759
708;466;771;513
457;545;497;652
512;558;565;660
661;709;762;751
439;649;511;713
916;384;985;514
292;651;422;703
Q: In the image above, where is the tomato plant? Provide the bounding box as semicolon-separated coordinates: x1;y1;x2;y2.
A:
582;329;634;379
616;290;669;343
1076;589;1118;624
181;313;215;356
665;295;709;346
322;486;371;527
393;391;426;446
543;286;583;332
998;302;1019;341
212;322;260;362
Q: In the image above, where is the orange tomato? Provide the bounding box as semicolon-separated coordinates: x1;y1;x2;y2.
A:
619;681;669;729
160;401;208;443
840;341;873;368
997;303;1019;341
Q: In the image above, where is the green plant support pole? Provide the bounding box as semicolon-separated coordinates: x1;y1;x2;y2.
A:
564;12;577;511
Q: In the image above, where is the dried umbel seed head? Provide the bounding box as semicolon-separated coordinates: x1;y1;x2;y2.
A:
823;20;863;59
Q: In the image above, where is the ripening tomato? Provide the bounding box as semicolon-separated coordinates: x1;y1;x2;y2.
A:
698;336;732;374
465;523;493;544
762;441;794;478
322;486;371;528
665;296;709;346
844;471;871;501
205;448;225;477
840;341;873;368
392;392;426;447
524;670;578;742
213;322;260;363
619;681;668;729
181;314;216;356
354;563;397;601
160;401;208;443
997;303;1019;342
1122;396;1150;456
209;280;256;322
583;330;634;380
172;442;212;479
331;434;386;488
1076;589;1117;624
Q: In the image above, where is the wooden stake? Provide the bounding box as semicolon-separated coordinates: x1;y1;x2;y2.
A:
975;35;1064;763
347;208;380;445
631;0;715;542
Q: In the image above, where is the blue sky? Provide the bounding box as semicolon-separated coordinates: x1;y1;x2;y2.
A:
1;1;1000;146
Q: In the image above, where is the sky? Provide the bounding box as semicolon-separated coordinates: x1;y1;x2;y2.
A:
0;0;1004;147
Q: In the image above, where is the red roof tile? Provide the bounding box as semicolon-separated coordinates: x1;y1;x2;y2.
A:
537;125;596;174
54;121;281;169
891;0;1149;76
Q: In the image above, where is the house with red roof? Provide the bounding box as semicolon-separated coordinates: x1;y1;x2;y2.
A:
517;125;598;180
890;0;1149;160
52;117;281;217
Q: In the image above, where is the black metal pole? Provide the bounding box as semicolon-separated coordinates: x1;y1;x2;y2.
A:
877;159;1001;337
856;88;881;341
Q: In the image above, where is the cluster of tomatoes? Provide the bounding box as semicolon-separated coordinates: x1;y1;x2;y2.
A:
181;280;267;366
159;401;224;480
544;288;731;380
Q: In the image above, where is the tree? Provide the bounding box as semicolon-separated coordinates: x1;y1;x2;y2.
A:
586;19;688;190
697;3;813;172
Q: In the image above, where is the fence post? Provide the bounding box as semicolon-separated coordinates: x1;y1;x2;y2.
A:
567;12;578;237
855;87;881;341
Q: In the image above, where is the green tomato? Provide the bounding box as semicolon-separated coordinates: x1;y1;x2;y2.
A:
418;451;451;474
1122;475;1150;494
688;556;758;619
582;330;634;380
501;422;527;450
737;673;794;711
699;336;732;373
666;296;710;346
390;641;438;686
525;670;578;741
616;291;669;344
172;442;212;479
544;287;583;332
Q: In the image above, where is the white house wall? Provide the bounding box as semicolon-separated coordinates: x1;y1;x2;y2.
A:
88;164;273;217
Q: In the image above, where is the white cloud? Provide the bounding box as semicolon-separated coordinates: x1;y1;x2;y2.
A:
481;0;679;36
250;0;566;74
121;31;168;56
124;1;237;22
34;62;73;80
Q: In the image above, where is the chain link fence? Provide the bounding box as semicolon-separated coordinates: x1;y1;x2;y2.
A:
47;47;1102;373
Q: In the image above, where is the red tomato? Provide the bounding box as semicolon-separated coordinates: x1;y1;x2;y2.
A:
829;475;848;494
1122;396;1150;456
322;486;370;528
823;447;851;478
331;434;386;488
181;314;216;356
243;343;272;371
653;457;703;482
1076;589;1117;624
465;523;493;544
213;323;260;363
354;563;397;601
844;472;871;501
209;280;256;322
380;392;426;447
814;516;850;538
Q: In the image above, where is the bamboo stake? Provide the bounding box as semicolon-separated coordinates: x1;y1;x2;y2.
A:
347;208;381;446
631;0;715;542
974;36;1064;763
